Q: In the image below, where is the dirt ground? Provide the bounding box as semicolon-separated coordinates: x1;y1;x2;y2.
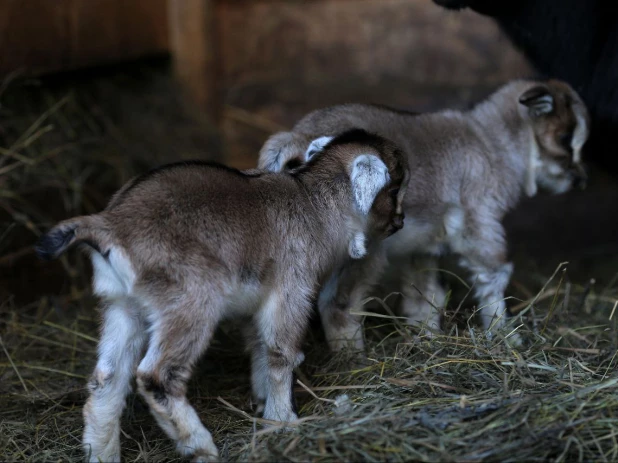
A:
1;59;618;462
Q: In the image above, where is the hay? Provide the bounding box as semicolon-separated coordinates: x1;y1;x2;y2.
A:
1;68;618;462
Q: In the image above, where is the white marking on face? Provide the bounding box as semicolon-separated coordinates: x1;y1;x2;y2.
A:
571;103;589;164
526;129;541;197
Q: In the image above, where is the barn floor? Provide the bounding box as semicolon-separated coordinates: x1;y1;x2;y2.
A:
1;59;618;462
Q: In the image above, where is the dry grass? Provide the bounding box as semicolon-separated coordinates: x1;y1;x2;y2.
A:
1;68;618;462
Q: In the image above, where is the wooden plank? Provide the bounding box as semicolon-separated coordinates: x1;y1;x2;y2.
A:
0;0;168;76
0;0;72;75
70;0;168;66
168;0;220;122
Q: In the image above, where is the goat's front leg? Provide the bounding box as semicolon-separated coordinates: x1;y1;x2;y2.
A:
83;299;147;463
257;291;311;424
457;218;521;345
318;251;386;352
318;269;364;352
399;255;444;335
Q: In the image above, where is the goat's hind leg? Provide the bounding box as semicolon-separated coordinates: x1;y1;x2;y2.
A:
83;298;147;463
258;291;312;425
241;323;268;413
136;297;220;462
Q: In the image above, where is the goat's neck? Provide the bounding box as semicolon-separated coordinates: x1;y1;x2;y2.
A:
298;170;361;264
469;99;533;213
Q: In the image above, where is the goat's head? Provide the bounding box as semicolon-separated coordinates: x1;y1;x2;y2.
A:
518;80;590;196
258;131;314;172
296;129;409;258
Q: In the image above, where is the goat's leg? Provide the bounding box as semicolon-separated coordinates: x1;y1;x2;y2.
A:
399;255;444;335
83;298;147;463
241;323;268;412
257;291;312;424
136;302;220;462
318;269;364;352
460;257;515;334
318;251;386;352
457;218;521;344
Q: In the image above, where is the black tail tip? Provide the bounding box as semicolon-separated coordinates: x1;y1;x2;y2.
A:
35;227;76;261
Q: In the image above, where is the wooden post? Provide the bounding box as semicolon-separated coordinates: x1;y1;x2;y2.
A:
168;0;220;123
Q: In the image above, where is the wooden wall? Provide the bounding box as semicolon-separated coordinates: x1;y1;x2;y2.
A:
0;0;168;76
0;0;531;155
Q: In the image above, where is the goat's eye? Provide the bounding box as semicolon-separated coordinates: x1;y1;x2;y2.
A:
389;188;400;199
284;159;303;170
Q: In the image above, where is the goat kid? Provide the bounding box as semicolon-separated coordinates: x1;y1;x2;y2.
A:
433;0;618;173
259;79;589;350
35;130;409;462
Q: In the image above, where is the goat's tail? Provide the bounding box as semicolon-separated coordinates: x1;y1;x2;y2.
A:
35;214;112;261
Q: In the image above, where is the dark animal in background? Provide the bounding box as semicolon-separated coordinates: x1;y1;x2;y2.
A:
434;0;618;173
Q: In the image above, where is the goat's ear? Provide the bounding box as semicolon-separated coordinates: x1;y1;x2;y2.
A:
305;136;334;161
350;154;390;215
258;131;306;172
519;86;554;117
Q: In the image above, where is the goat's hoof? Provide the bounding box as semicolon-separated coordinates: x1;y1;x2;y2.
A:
178;433;219;462
83;442;121;463
411;327;441;342
327;333;365;353
348;353;372;369
192;452;219;463
263;410;299;432
504;331;523;348
190;445;219;463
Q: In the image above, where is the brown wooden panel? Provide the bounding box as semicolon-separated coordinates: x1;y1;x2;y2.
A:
0;0;72;74
70;0;168;66
168;0;219;121
0;0;168;76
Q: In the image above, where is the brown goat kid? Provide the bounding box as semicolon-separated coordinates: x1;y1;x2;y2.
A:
259;79;589;350
36;130;409;462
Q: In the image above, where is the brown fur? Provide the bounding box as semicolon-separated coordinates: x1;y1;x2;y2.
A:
36;130;409;462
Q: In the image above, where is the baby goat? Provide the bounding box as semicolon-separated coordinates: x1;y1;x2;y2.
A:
259;79;589;349
36;130;409;462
